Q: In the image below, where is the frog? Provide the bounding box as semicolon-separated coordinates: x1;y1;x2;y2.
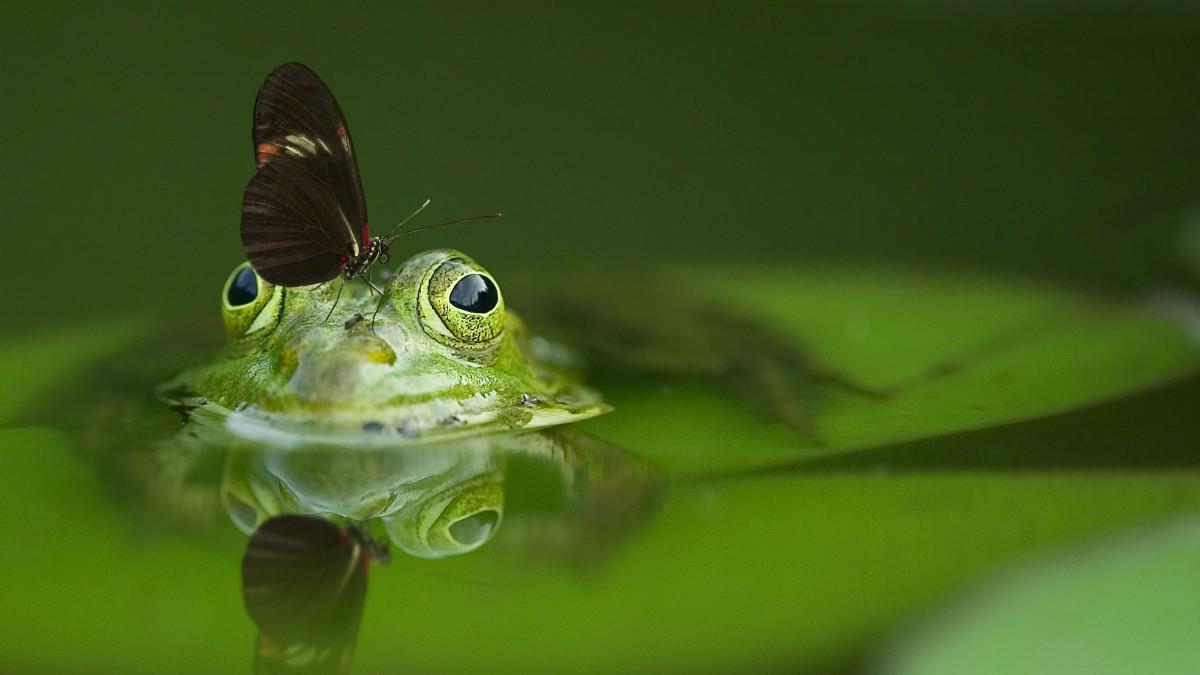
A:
164;248;611;446
129;249;662;561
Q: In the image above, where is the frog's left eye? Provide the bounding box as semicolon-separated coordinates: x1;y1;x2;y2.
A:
226;266;259;306
221;262;282;339
420;257;505;350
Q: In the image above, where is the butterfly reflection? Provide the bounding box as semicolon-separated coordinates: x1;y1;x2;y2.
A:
241;515;389;675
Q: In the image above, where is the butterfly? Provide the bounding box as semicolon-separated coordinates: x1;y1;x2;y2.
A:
239;62;499;324
241;514;390;675
240;63;391;290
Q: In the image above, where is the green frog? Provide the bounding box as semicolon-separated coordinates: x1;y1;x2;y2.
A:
137;249;661;561
168;249;610;445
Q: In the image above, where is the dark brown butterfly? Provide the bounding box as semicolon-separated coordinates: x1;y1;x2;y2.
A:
241;514;389;675
239;63;498;323
240;63;393;291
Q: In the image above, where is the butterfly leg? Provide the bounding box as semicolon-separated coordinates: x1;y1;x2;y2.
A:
364;277;387;296
322;280;346;324
364;278;390;330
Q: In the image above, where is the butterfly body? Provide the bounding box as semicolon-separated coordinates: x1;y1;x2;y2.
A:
341;236;391;282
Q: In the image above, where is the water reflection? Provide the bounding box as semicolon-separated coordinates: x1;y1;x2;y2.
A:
224;438;506;558
137;403;665;673
37;344;664;671
242;515;388;675
211;425;662;558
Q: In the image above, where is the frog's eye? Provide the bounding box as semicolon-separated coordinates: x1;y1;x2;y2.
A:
420;258;505;349
449;274;499;313
221;262;282;339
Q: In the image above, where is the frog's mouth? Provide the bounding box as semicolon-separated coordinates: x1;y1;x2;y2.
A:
206;393;609;448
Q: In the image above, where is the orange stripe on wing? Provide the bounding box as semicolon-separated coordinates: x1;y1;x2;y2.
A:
255;142;281;167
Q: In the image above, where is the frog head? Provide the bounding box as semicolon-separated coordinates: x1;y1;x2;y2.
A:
177;249;607;443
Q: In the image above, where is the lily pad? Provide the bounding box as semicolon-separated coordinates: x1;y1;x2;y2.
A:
881;512;1200;675
581;265;1200;474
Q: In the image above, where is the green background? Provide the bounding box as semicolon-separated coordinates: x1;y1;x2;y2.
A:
6;2;1200;330
5;2;1200;673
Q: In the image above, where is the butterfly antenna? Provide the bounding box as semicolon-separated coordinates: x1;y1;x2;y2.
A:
380;198;432;240
385;211;504;241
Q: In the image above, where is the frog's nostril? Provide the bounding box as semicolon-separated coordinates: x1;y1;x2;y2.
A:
448;509;500;546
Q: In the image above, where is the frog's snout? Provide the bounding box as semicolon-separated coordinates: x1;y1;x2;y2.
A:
313;333;396;367
286;334;397;404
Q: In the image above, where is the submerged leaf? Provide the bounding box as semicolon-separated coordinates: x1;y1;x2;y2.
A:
881;513;1200;675
576;266;1200;474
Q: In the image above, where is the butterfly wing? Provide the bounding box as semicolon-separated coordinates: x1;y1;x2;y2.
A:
241;515;370;675
242;156;358;286
241;63;369;286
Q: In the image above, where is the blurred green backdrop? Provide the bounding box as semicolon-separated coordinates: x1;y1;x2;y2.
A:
5;2;1200;332
5;4;1200;673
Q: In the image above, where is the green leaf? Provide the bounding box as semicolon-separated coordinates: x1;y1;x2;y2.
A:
883;513;1200;675
583;266;1200;474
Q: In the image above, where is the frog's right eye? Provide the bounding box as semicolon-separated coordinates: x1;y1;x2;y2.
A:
221;262;282;339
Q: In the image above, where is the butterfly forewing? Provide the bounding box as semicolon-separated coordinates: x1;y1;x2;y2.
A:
241;62;369;286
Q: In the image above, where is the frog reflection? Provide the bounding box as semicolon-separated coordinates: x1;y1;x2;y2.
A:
221;428;661;561
228;430;661;675
224;437;504;558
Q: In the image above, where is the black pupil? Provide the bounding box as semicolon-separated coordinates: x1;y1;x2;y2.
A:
228;266;259;306
449;274;498;313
